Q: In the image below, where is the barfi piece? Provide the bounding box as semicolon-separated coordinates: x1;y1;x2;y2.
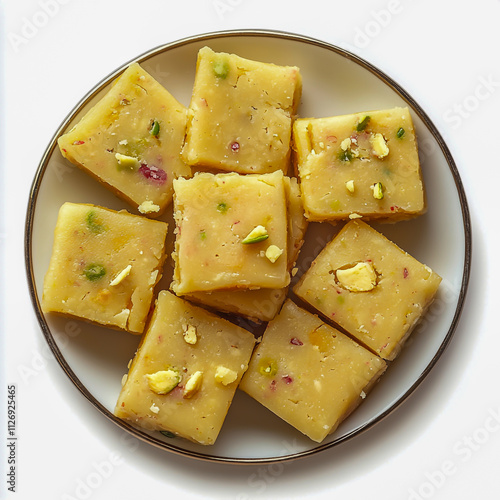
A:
42;202;168;334
58;63;191;216
293;220;442;360
186;176;308;321
293;107;425;221
171;170;290;295
115;291;256;445
182;46;302;175
239;300;386;443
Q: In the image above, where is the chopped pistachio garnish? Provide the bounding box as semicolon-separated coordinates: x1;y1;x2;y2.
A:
265;245;283;263
338;148;353;162
182;324;198;345
258;358;278;377
370;133;389;158
242;225;269;244
372;182;384;200
109;264;132;286
336;262;377;292
149;120;160;137
85;210;105;234
345;180;355;193
356;115;371;132
396;127;405;139
183;371;203;398
138;200;160;214
83;263;106;282
217;202;228;214
214;366;238;386
340;138;352;151
115;152;140;171
213;57;230;79
146;369;181;395
200;230;207;241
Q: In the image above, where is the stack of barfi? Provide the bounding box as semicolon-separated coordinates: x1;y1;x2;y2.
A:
41;45;443;446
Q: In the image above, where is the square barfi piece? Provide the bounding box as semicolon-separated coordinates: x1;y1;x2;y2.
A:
239;300;386;443
293;107;425;221
42;202;168;334
58;63;191;216
186;176;308;321
293;220;442;360
182;46;302;175
115;290;256;445
171;170;290;295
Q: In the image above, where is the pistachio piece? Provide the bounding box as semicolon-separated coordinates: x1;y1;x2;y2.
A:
83;263;106;282
182;324;198;345
345;180;355;193
146;369;181;395
265;245;283;263
213;57;230;79
372;182;384;200
214;366;238;386
138;200;160;214
183;371;203;398
356;115;371;132
242;225;269;244
115;153;140;171
335;262;377;292
370;133;389;158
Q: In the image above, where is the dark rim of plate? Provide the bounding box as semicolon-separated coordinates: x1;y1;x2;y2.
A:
24;29;472;465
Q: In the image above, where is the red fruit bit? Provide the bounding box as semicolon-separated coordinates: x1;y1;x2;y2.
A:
230;141;240;152
139;163;167;184
73;140;85;145
290;337;303;346
403;267;409;279
282;375;293;384
270;380;277;391
62;148;67;153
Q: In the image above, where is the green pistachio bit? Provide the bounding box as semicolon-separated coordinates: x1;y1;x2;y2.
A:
160;430;176;439
150;120;160;137
200;230;207;241
372;182;384;200
213;57;230;79
86;210;105;233
242;225;269;244
115;153;139;171
83;263;106;281
356;115;371;132
217;202;228;214
338;149;353;162
396;127;405;139
258;359;278;377
337;295;345;305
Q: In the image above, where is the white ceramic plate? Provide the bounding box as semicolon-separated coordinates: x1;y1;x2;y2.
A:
25;30;471;464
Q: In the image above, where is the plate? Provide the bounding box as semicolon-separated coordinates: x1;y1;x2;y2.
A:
24;30;471;464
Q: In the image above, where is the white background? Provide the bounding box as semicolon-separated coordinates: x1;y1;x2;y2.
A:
2;0;499;499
